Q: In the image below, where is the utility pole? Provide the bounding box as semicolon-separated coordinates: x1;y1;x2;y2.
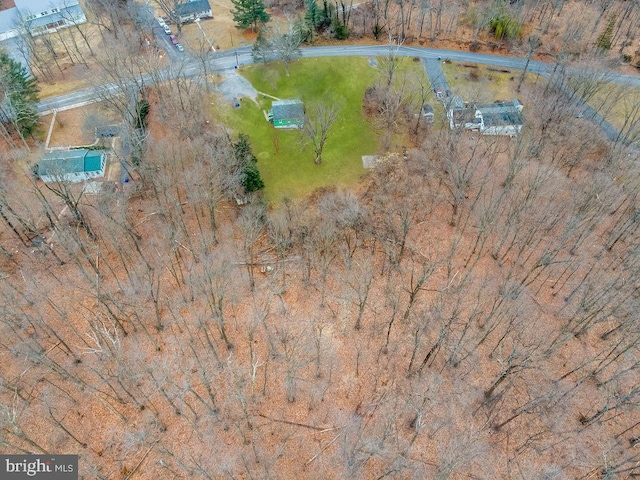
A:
195;18;215;51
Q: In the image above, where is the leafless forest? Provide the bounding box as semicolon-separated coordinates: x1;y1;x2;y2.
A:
0;0;639;479
0;75;638;479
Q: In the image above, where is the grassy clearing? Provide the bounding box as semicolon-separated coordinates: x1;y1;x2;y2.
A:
579;83;640;139
39;77;91;99
217;56;427;203
442;61;540;102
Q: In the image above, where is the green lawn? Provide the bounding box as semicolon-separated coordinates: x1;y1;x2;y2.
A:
577;82;640;140
216;56;426;203
442;62;540;102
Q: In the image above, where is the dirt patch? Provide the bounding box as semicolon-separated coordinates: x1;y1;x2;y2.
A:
175;3;257;52
45;105;119;148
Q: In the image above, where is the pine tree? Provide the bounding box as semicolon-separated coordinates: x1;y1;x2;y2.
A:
305;0;324;39
252;30;270;63
231;0;270;32
234;134;255;163
0;53;39;137
234;134;264;192
242;164;265;192
596;15;616;51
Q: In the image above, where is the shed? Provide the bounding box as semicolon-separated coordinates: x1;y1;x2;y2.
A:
421;104;434;123
38;149;107;183
174;0;213;23
268;99;305;129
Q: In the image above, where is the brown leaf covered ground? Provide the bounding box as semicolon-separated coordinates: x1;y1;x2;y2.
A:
1;0;639;478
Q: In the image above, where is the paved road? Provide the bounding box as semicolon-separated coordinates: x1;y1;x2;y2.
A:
298;46;640;86
36;44;639;146
38;45;640;115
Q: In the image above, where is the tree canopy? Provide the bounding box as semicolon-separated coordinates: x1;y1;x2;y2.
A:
231;0;270;32
0;53;39;137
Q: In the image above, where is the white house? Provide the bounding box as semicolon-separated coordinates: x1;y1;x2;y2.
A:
448;98;523;136
0;9;20;41
0;0;87;38
174;0;213;23
476;100;524;136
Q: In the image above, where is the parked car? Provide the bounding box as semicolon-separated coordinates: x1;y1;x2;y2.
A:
157;17;166;27
163;25;172;35
169;34;179;45
176;43;184;52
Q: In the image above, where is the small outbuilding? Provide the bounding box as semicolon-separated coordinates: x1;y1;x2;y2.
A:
421;104;434;123
38;149;107;183
268;99;305;129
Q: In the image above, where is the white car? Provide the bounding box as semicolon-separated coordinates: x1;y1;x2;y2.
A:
163;25;172;35
157;17;166;27
176;43;184;52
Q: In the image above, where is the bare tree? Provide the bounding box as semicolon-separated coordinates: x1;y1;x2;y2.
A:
516;35;541;93
238;202;266;291
252;22;302;77
301;101;340;164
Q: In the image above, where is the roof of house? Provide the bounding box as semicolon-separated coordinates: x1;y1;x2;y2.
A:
481;110;523;127
476;101;523;127
422;104;434;114
452;108;477;126
15;0;80;12
476;100;522;113
38;149;104;176
0;9;16;33
175;0;212;15
271;99;304;122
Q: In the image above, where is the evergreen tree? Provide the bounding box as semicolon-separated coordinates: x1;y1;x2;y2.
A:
596;15;616;51
252;29;271;64
231;0;270;32
234;134;264;193
304;0;323;39
135;99;150;130
0;53;39;137
242;164;265;192
332;20;348;40
234;133;255;164
488;13;522;41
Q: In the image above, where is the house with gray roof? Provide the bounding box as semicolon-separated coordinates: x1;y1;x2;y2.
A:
448;98;523;136
38;149;107;183
175;0;213;23
0;0;86;39
268;99;305;129
475;100;523;136
0;9;19;42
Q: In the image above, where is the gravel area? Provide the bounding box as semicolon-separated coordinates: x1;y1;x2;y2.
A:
216;69;258;103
